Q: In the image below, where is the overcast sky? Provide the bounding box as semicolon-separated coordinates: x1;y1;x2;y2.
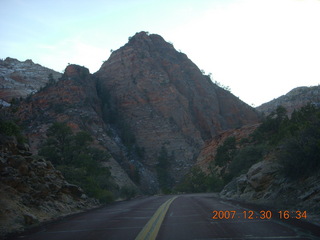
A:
1;0;320;106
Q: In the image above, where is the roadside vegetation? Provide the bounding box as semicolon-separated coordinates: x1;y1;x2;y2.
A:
156;146;174;194
177;103;320;193
39;122;117;203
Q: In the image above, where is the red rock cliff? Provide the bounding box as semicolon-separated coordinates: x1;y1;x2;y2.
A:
96;31;260;180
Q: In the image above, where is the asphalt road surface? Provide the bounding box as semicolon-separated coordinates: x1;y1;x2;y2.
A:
7;193;320;240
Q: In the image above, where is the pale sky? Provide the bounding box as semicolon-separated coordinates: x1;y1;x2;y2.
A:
1;0;320;106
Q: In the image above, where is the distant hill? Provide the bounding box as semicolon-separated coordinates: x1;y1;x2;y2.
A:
0;57;62;104
256;85;320;116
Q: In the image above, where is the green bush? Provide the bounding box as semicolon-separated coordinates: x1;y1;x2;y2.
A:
227;145;264;180
0;119;25;143
0;120;19;136
96;189;114;204
156;146;174;192
176;166;224;193
215;136;236;167
120;186;137;200
40;122;115;203
252;106;289;144
279;124;320;179
204;172;225;192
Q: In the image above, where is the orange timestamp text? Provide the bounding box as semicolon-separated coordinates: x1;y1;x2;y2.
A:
212;210;307;220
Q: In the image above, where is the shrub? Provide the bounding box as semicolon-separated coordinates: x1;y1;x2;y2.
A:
227;145;264;180
0;119;20;136
156;146;174;192
0;119;25;143
205;173;225;192
252;105;289;144
176;166;224;193
40;122;114;203
279;124;320;179
120;186;137;200
215;136;236;167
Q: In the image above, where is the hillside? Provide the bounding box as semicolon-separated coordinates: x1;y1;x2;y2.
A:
0;57;62;105
96;31;260;187
3;32;260;194
189;104;320;223
14;64;138;192
1;31;263;235
256;85;320;116
0;132;99;236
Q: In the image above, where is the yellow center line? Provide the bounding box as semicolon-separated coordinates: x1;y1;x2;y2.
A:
135;196;178;240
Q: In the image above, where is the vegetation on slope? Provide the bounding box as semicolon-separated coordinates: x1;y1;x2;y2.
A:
178;104;320;193
156;146;174;193
39;122;117;203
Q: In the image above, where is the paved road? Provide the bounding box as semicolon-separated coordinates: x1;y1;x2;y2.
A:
7;193;320;240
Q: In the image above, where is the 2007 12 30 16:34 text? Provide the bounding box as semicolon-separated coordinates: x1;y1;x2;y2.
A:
212;210;307;220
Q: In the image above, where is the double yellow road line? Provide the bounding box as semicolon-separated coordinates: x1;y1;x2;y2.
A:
135;196;178;240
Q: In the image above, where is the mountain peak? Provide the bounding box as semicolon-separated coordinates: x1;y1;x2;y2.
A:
64;64;90;77
130;31;150;40
0;57;62;103
126;31;174;51
96;32;260;184
256;85;320;116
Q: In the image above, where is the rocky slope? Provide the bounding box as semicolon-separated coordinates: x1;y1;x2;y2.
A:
0;134;99;237
15;64;138;192
0;57;62;105
220;160;320;225
96;31;260;183
195;124;260;174
196;106;320;224
256;85;320;116
5;32;260;194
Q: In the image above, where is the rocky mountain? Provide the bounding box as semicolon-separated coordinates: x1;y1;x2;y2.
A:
0;57;62;105
95;31;260;184
4;32;260;195
15;64;138;192
256;85;320;116
0;134;99;237
195;123;260;174
195;104;320;224
3;31;320;235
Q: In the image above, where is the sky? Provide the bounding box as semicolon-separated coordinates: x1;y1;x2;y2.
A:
1;0;320;106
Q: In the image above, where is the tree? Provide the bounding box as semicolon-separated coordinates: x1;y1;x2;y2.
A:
39;122;115;203
41;122;73;164
253;105;289;144
176;166;224;193
156;146;173;193
215;137;237;167
48;73;55;85
278;105;320;179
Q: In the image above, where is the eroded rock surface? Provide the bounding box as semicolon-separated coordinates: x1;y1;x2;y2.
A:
96;32;260;181
0;134;99;237
0;57;62;103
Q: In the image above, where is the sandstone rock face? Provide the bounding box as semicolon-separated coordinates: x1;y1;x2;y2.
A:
0;57;62;103
198;122;320;222
220;161;281;200
196;124;260;174
220;160;320;223
6;32;260;193
15;64;137;191
96;31;260;181
256;85;320;116
0;134;99;237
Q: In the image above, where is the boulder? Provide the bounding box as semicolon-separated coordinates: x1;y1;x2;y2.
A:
23;213;38;225
247;161;280;191
60;183;84;198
